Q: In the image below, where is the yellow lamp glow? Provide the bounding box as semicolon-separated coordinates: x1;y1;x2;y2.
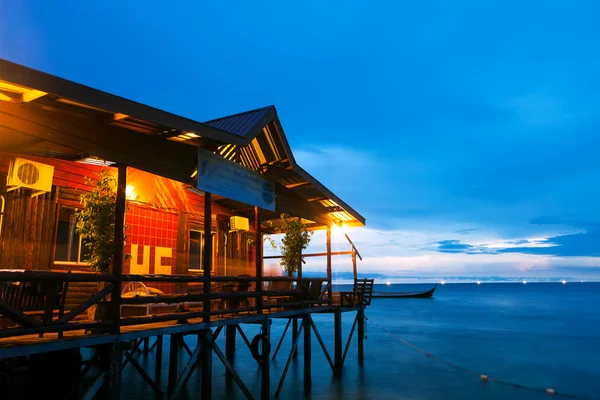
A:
126;185;137;200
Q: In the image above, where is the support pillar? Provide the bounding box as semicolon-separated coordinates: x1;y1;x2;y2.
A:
357;308;365;366
108;344;122;400
201;329;213;400
225;325;236;380
155;335;163;382
303;315;311;394
111;164;127;334
326;225;332;302
203;193;212;323
261;318;271;400
255;207;263;314
334;307;343;375
167;334;180;396
292;318;298;359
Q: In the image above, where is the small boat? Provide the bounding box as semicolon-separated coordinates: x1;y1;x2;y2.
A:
372;285;437;299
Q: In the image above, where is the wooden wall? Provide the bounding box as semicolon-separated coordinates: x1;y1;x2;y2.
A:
0;185;58;270
0;153;256;280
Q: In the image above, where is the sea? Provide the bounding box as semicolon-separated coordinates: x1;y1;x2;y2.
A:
121;283;600;399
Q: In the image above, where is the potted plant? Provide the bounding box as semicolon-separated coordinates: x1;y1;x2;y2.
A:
75;169;126;320
247;238;256;263
269;214;313;277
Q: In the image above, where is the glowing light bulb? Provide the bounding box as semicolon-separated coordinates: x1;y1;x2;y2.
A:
523;280;527;284
385;281;391;286
477;281;481;285
440;281;445;285
561;280;567;285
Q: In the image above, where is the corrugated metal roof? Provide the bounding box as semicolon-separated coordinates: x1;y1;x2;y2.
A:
204;106;275;138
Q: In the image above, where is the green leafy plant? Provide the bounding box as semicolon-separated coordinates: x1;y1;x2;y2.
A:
268;214;313;276
75;169;125;273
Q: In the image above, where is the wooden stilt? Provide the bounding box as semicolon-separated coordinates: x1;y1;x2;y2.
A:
167;334;180;396
201;329;213;400
225;324;236;380
143;337;149;354
108;344;122;400
334;308;343;375
357;308;365;366
255;206;263;315
203;193;212;323
326;225;332;303
292;318;298;359
261;318;271;400
303;315;311;394
156;335;163;381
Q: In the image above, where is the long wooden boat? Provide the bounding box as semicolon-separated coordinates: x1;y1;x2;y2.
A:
372;285;437;299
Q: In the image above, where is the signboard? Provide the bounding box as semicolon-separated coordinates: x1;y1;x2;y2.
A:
197;148;276;211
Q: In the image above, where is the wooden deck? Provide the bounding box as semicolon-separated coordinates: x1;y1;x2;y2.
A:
0;304;362;360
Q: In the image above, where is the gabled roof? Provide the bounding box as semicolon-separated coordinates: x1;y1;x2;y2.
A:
204;106;275;139
202;107;366;228
0;58;365;229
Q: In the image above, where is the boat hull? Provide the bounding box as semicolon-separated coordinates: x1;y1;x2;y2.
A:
372;285;437;299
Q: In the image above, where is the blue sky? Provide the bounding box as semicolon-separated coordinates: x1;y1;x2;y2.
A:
2;1;600;281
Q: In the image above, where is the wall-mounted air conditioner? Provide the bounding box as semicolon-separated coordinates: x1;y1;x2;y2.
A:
230;216;249;232
7;158;54;197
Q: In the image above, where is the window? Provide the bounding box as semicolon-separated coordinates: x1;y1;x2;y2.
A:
189;230;214;272
54;206;90;264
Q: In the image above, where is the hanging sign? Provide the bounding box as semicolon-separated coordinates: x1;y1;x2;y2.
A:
197;148;276;211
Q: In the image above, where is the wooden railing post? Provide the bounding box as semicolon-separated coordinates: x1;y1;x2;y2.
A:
203;192;212;323
111;164;127;334
326;226;332;303
254;206;263;315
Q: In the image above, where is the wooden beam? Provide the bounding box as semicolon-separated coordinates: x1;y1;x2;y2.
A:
264;250;353;259
20;89;47;103
111;164;126;333
0;93;13;102
275;184;331;226
0;130;44;152
113;113;129;121
303;315;312;394
255;206;263;315
0;101;197;184
203;192;212;323
0;59;247;145
326;226;332;302
285;181;311;189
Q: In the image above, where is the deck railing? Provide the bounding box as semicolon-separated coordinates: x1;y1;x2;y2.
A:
0;271;331;340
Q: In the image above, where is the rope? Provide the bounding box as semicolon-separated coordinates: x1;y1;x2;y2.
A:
364;316;592;400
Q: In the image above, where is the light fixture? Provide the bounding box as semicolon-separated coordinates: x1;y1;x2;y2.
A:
126;185;138;200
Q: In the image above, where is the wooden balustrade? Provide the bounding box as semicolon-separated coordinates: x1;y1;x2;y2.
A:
0;271;331;340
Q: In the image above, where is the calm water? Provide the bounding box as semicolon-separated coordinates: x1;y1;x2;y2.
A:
121;283;600;399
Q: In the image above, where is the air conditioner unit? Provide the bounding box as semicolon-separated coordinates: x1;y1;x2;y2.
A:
230;216;249;232
7;158;54;197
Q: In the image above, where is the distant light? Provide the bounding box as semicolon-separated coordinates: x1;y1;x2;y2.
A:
523;280;527;284
477;281;481;285
385;281;391;286
561;280;567;285
440;281;445;285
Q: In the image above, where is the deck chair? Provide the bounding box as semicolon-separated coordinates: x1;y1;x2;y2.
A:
265;280;293;307
340;278;374;307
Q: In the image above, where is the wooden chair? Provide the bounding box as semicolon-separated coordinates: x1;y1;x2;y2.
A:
265;280;293;308
0;279;69;337
340;278;374;307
